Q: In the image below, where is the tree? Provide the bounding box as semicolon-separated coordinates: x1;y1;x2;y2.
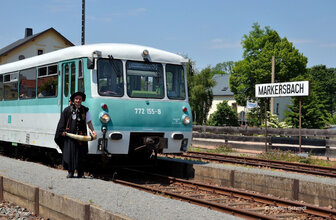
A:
247;107;262;127
189;67;215;125
211;61;234;75
207;101;238;126
229;23;307;115
307;65;336;114
285;92;329;129
284;66;335;128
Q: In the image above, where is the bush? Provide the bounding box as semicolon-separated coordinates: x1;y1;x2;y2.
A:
207;101;239;126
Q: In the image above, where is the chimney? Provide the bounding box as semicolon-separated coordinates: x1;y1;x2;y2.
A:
25;28;33;38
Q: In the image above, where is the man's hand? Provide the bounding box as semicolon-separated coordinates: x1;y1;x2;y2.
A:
91;130;97;140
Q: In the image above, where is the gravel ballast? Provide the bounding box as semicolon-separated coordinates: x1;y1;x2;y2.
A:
0;155;240;220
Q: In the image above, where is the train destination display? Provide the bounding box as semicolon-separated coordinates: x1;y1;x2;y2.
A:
255;81;309;98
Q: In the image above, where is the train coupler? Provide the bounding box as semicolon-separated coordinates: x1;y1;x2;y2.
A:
134;136;168;152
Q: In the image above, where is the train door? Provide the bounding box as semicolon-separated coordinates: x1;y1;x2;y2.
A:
60;60;84;112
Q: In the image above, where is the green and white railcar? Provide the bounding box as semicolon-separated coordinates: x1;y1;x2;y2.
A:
0;43;192;156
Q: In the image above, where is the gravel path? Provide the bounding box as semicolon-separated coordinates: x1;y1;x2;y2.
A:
0;201;45;220
0;155;240;220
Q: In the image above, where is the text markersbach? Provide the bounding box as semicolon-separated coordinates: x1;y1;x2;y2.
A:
255;81;309;98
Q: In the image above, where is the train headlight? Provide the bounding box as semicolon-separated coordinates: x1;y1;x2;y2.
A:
182;115;191;125
100;113;110;123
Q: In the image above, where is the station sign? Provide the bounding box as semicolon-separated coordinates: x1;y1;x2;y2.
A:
255;81;309;98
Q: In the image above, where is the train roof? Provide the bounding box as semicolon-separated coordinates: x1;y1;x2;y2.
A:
0;43;188;73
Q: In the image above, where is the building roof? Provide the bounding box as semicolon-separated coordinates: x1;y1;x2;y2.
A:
0;27;74;56
212;74;234;96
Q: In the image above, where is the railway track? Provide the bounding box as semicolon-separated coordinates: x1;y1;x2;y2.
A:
1;146;336;219
178;151;336;178
112;168;336;219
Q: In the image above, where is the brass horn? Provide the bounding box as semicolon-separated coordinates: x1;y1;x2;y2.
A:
65;131;97;142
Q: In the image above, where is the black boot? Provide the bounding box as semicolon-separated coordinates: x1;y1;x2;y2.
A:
77;170;84;178
67;171;74;178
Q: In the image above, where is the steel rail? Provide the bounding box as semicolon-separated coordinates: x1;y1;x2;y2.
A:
114;179;274;220
183;151;336;178
114;171;275;219
117;168;336;219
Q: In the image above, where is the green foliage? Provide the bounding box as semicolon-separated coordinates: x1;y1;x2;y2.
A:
261;111;291;128
189;67;216;125
186;58;195;100
327;113;336;125
247;107;262;127
207;101;239;126
284;66;335;129
189;145;234;154
229;23;307;114
211;61;234;75
285;92;330;129
258;150;301;162
308;66;336;114
258;150;336;167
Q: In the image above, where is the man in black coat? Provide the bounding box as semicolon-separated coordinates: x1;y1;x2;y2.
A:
55;92;96;178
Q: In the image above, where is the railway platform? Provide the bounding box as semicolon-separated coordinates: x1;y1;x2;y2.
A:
1;150;336;219
0;155;238;220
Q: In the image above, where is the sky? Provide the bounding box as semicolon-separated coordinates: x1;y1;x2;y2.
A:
0;0;335;71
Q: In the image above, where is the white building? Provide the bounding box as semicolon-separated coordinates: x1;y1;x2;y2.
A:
0;28;73;65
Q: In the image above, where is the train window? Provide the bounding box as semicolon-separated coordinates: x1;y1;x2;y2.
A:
0;75;3;100
19;68;36;99
71;63;76;95
166;64;186;100
38;67;47;77
126;61;164;99
64;64;69;97
38;64;58;98
97;59;123;97
78;60;85;93
4;72;18;100
48;65;57;75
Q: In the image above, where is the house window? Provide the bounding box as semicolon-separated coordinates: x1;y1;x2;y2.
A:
37;49;44;55
232;103;237;112
276;103;279;115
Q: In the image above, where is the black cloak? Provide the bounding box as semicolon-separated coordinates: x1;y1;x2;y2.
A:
54;104;89;171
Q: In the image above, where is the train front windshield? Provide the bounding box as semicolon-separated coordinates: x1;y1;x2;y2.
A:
126;62;164;98
97;59;124;97
97;59;186;99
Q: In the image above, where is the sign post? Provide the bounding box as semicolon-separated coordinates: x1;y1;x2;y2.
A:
255;81;309;153
264;99;268;152
299;97;302;152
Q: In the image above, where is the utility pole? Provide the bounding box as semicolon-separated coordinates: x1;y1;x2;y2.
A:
81;0;85;45
270;56;275;114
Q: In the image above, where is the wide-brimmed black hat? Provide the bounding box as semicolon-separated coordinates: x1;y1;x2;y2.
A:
70;92;86;102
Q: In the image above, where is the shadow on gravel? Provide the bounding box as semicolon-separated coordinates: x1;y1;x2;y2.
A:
0;141;197;181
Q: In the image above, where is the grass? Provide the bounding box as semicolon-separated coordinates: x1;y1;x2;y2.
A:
190;146;336;168
256;149;336;168
189;145;234;154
